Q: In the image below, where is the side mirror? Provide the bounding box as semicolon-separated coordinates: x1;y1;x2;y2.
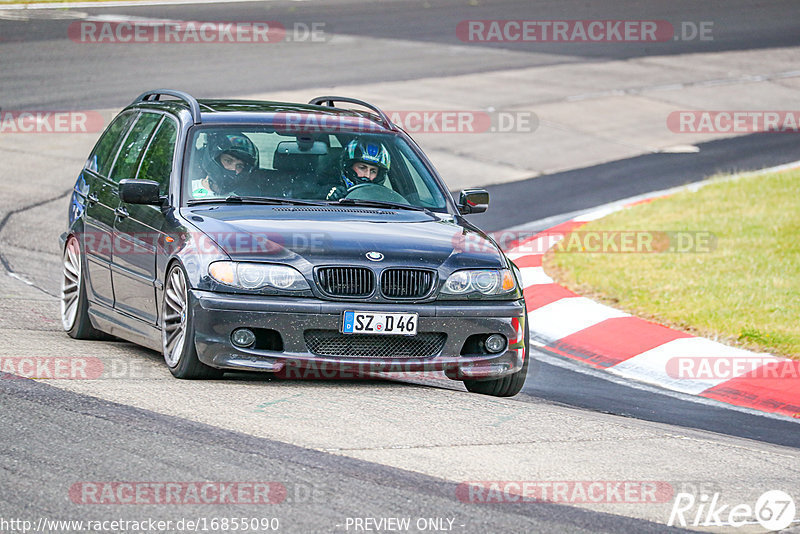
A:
458;189;489;214
119;179;162;205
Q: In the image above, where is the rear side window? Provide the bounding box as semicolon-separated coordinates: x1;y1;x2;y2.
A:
86;111;136;177
138;118;178;195
109;112;162;184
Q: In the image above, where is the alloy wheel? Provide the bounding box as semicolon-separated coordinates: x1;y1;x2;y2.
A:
163;267;188;367
60;237;81;331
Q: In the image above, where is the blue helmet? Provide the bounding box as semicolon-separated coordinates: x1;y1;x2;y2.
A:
341;139;390;185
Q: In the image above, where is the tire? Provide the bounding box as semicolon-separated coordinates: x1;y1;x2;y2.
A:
61;235;107;340
162;264;223;379
463;318;530;397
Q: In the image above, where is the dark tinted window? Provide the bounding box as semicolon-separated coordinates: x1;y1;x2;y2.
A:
138;118;178;195
109;113;161;184
86;111;135;177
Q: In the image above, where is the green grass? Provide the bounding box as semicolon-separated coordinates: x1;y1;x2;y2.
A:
544;168;800;359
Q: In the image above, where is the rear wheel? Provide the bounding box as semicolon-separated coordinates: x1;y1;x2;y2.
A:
61;235;106;340
463;319;530;397
162;264;223;379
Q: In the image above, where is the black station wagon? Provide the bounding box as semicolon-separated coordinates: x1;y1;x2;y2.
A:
60;90;529;396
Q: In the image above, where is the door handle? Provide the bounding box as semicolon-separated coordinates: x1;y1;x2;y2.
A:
87;192;99;205
114;206;129;219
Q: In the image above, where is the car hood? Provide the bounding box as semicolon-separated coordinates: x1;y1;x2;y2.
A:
181;205;506;270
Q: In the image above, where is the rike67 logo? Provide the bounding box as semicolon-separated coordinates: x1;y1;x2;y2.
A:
668;490;796;530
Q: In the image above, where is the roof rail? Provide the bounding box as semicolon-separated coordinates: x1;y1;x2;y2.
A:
133;89;202;124
308;96;393;129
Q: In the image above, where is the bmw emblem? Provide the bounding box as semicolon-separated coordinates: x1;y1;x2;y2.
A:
366;251;384;261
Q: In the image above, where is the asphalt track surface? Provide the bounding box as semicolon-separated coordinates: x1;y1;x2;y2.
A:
1;0;800;109
473;133;800;233
1;1;800;532
2;376;679;534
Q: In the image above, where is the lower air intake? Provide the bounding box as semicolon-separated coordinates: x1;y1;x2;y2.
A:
304;330;447;358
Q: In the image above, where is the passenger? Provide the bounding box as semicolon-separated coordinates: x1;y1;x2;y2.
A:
324;138;391;201
192;133;259;198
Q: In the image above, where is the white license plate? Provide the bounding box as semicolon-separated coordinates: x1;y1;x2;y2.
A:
342;311;418;335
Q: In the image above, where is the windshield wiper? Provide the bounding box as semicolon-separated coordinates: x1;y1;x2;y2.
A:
187;195;327;207
332;198;434;215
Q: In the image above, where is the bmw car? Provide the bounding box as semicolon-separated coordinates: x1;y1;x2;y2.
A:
60;90;529;396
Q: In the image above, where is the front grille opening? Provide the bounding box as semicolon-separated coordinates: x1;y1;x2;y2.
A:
380;268;436;299
253;328;284;351
304;330;446;358
316;267;375;297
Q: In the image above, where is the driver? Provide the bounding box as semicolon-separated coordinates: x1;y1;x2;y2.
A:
192;133;259;198
324;138;390;201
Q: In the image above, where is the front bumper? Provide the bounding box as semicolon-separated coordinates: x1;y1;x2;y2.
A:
190;290;527;380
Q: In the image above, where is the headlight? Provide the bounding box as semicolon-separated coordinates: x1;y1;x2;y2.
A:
440;269;517;297
209;262;309;291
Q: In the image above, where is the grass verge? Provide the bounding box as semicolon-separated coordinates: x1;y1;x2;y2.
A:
543;167;800;359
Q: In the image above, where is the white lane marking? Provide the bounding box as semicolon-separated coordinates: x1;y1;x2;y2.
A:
608;337;785;395
505;251;540;262
8;272;35;286
572;205;622;222
0;9;87;19
85;14;182;23
533;348;800;424
519;267;552;286
505;233;564;257
504;161;800;412
659;145;700;153
527;297;629;341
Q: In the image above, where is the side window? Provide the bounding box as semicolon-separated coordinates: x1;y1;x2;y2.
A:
137;118;178;195
86;111;136;177
109;113;162;184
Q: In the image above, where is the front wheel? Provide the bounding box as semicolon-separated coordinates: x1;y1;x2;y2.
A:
463;319;530;397
162;264;223;379
61;235;107;340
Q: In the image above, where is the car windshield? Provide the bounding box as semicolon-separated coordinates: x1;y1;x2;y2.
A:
183;126;449;211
